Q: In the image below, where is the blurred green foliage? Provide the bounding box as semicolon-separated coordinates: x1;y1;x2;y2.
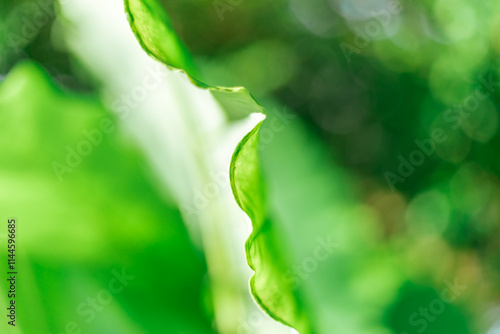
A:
0;62;214;333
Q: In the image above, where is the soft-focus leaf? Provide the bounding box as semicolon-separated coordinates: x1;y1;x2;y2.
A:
0;62;215;334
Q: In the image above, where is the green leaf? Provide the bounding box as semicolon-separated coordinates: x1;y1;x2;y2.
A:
230;108;410;333
122;1;471;333
123;0;400;332
124;0;264;121
124;0;196;76
229;119;310;331
230;121;264;222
